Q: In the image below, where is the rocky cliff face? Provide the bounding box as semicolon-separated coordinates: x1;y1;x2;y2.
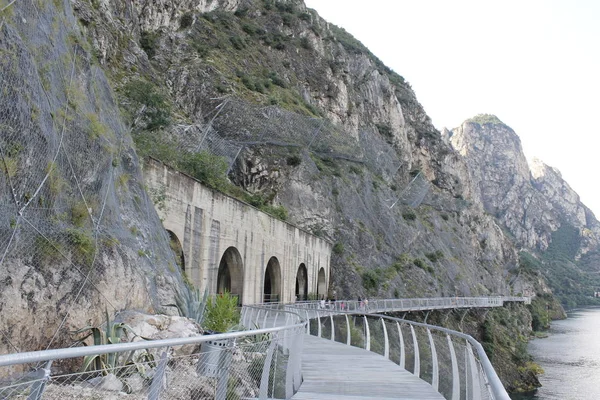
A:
0;0;186;360
445;115;600;306
0;0;573;390
63;0;542;305
445;115;600;254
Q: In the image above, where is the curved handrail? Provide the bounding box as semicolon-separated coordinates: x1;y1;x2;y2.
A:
291;296;530;313
286;303;516;400
379;313;509;400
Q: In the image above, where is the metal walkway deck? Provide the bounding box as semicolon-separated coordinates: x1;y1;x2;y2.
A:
292;335;444;400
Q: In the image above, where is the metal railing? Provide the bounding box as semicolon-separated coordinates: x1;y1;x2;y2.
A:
291;296;530;313
0;305;305;400
285;304;513;400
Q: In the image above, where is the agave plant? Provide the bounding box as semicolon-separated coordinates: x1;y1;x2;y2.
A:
71;309;151;380
168;286;209;324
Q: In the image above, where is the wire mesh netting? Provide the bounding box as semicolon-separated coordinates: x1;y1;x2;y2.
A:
0;325;306;400
0;306;306;399
0;0;184;364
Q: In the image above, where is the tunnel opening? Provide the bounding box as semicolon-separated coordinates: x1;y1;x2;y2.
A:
167;230;185;272
295;263;308;301
264;256;282;303
217;247;244;304
317;267;326;300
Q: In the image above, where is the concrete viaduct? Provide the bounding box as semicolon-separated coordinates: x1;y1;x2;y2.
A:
143;158;332;305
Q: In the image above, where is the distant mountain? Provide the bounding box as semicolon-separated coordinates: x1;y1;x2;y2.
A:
445;114;600;307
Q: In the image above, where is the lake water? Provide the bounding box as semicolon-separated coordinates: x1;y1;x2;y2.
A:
516;307;600;400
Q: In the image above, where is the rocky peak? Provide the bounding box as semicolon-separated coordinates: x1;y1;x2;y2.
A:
529;158;592;230
446;115;531;216
449;115;600;256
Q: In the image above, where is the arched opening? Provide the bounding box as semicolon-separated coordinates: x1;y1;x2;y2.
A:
217;247;244;304
264;257;282;303
167;230;185;272
317;267;326;300
295;263;308;301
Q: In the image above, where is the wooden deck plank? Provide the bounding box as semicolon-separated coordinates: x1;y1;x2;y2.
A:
292;335;444;400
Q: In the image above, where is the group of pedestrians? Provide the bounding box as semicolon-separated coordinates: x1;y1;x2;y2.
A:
358;296;369;311
316;295;369;311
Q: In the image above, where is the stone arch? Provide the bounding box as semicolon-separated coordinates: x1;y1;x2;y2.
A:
166;230;185;272
217;247;244;302
317;267;327;299
264;256;282;303
295;263;308;301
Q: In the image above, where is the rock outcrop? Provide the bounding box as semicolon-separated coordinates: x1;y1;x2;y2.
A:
0;0;186;360
445;115;600;257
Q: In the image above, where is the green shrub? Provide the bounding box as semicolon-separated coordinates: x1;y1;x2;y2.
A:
179;12;193;29
413;258;434;274
299;12;311;21
268;72;287;88
286;154;301;166
332;242;344;255
229;35;245;50
376;123;392;138
66;228;95;264
425;250;444;263
299;36;311;50
140;31;159;58
203;292;240;332
70;202;89;227
179;151;229;190
35;236;64;265
261;204;288;221
242;23;257;35
362;269;380;292
402;210;416;221
123;79;170;130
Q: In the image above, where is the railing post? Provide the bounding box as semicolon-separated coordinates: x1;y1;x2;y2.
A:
293;329;304;392
317;312;322;338
345;314;351;345
396;322;405;369
28;360;52;400
259;334;278;400
148;350;169;400
330;313;335;342
381;318;389;359
427;328;439;391
255;309;262;328
305;310;310;334
410;325;420;376
215;339;234;400
466;342;482;400
364;316;370;351
285;329;294;399
447;335;460;400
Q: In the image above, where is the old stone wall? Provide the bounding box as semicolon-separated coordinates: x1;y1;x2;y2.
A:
144;158;331;304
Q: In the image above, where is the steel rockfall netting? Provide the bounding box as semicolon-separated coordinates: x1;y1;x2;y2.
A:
140;94;429;208
0;305;306;400
0;0;183;363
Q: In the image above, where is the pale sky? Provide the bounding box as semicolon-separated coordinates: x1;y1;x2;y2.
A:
304;0;600;216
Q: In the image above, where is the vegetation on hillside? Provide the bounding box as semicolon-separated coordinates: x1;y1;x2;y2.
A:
466;114;505;126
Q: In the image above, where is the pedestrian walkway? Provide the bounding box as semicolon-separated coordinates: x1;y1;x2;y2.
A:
292;335;444;400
